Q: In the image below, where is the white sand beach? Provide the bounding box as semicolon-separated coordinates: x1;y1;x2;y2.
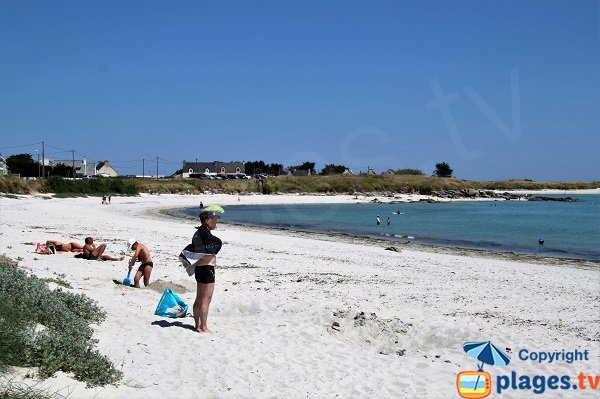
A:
1;193;598;398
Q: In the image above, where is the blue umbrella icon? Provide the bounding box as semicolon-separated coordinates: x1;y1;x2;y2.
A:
464;341;511;370
463;341;511;392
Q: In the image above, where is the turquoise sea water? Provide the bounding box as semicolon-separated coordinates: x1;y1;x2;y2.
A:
182;195;600;260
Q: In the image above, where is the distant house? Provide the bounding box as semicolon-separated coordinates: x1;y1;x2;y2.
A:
383;169;395;175
0;155;8;176
288;169;311;177
48;159;96;177
96;160;118;177
182;161;245;178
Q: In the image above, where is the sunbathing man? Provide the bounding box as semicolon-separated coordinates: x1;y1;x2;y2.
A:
82;237;124;261
46;240;84;253
127;239;154;288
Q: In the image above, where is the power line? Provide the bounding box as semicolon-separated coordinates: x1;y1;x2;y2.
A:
0;142;42;150
158;157;180;165
3;141;184;177
110;159;144;163
109;164;139;169
44;143;72;152
110;161;143;166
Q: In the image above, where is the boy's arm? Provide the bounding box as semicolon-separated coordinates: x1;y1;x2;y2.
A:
128;247;141;268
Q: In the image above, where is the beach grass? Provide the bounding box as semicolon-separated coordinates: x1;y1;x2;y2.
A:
1;174;598;195
0;379;61;399
0;261;122;388
263;175;599;194
133;177;259;194
0;177;44;194
45;176;137;195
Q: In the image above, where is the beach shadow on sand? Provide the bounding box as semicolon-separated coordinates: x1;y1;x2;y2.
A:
112;279;132;287
151;320;197;332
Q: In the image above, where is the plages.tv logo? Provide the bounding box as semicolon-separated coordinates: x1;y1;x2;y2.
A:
456;341;511;399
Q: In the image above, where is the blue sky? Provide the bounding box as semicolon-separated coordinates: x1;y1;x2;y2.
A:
1;0;598;180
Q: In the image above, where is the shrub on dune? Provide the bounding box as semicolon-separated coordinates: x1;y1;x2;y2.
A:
0;262;122;389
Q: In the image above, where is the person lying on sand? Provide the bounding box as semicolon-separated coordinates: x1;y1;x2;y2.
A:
81;237;124;261
45;240;84;253
127;239;154;288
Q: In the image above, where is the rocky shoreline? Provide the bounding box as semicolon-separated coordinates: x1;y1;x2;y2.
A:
369;190;577;203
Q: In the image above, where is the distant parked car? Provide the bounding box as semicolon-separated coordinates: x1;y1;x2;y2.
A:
190;173;212;180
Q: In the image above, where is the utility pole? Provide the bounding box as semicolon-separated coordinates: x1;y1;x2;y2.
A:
142;159;145;178
71;150;75;178
156;156;159;178
35;149;40;178
41;141;45;179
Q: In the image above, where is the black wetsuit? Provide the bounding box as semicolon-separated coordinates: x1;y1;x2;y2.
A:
191;226;222;284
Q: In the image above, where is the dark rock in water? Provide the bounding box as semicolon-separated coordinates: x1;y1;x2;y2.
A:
431;190;578;202
528;196;577;202
331;321;340;331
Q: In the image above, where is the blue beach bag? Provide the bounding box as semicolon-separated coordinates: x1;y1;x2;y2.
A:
154;288;188;318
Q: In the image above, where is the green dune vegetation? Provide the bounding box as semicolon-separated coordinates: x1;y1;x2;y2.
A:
0;174;597;196
0;258;122;397
262;175;599;195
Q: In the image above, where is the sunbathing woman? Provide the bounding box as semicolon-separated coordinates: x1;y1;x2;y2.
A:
46;240;84;253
